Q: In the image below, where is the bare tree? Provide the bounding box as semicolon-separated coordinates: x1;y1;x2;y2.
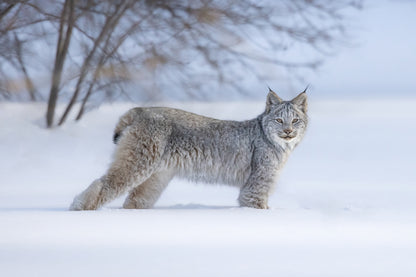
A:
46;0;76;127
0;0;362;127
57;0;134;126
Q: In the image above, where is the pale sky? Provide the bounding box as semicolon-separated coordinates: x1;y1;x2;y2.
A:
305;0;416;99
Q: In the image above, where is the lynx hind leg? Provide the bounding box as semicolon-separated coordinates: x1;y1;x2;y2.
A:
69;125;167;211
123;171;174;209
69;158;144;211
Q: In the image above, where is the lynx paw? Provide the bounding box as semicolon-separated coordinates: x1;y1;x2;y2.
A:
69;193;98;210
238;194;269;209
122;198;153;209
240;202;269;209
69;195;85;211
69;179;103;211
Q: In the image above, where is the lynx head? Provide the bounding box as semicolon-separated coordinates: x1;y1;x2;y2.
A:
261;88;308;149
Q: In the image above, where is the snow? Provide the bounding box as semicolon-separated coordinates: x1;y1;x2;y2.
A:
1;100;416;277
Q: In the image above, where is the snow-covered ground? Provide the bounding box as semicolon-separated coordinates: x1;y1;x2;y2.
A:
1;99;416;277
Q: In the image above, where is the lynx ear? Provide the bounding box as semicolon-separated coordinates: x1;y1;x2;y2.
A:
291;91;308;113
266;88;283;112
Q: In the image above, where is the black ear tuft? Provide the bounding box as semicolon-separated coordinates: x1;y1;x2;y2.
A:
266;88;283;112
113;132;120;144
291;91;308;113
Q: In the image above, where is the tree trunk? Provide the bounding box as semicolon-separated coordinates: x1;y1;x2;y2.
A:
46;0;75;128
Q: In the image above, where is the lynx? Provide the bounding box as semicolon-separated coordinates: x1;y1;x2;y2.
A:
70;88;308;210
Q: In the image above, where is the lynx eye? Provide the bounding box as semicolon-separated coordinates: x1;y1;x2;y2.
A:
292;118;299;123
276;118;283;123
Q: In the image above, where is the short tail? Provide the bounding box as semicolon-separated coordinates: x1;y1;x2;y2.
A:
113;108;140;144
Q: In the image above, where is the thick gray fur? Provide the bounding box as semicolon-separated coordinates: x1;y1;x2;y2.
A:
69;89;308;210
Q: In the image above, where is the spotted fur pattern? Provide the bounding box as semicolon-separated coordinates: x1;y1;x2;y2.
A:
69;89;308;210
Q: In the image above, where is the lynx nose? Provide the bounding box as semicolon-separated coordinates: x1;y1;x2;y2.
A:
284;129;292;134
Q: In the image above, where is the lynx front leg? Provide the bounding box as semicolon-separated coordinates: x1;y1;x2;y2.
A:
123;171;174;209
238;153;279;209
238;180;272;209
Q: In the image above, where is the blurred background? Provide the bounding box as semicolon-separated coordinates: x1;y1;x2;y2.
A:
1;0;415;128
1;2;416;276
